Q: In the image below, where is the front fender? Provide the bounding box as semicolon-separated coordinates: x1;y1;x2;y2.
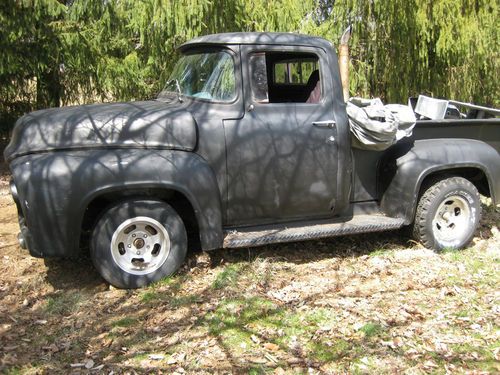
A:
10;149;223;257
379;139;500;224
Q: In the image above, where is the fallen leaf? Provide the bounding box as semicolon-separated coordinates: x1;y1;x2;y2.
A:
434;341;448;353
263;342;280;351
84;359;94;369
42;343;59;352
393;337;403;347
167;355;177;365
250;334;260;344
248;356;268;364
149;354;165;360
493;347;500;361
264;352;278;363
353;322;364;331
3;345;19;351
423;360;438;369
360;357;370;365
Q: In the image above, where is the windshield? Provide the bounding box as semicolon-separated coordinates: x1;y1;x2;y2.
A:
158;50;236;102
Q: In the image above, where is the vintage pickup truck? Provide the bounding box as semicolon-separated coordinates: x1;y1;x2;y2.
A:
4;32;500;288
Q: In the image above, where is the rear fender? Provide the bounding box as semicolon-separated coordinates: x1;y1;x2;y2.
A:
379;139;500;223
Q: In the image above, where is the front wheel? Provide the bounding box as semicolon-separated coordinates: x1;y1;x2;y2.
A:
91;200;187;289
412;177;481;251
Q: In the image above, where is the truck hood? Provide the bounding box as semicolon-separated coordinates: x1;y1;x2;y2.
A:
4;100;197;162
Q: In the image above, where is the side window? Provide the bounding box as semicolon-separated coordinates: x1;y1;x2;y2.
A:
249;51;321;104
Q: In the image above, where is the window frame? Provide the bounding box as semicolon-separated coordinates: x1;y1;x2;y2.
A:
160;46;240;105
246;49;325;106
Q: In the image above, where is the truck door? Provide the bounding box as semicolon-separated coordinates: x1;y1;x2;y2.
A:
223;45;341;225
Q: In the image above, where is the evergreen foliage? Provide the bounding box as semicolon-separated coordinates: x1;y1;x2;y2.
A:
0;0;498;135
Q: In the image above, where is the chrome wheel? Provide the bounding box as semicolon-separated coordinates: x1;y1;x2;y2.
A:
110;216;171;275
432;195;471;244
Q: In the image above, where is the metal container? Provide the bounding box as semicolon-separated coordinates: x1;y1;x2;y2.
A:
415;95;449;120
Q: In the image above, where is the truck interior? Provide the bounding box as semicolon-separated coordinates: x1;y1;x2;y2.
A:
249;51;322;104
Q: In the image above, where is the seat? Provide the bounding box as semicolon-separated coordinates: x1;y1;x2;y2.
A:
304;70;320;103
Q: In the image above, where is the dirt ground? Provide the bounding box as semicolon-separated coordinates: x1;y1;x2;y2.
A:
0;165;499;374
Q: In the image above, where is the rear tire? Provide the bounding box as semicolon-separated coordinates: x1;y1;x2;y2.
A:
90;199;187;289
412;177;481;251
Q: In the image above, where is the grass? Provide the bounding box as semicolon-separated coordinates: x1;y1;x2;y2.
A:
358;322;384;338
212;263;247;289
140;289;160;303
3;366;47;375
139;274;190;302
423;342;500;373
44;292;82;315
1;190;498;374
169;294;202;307
442;246;499;288
368;248;391;257
203;296;370;364
112;317;139;328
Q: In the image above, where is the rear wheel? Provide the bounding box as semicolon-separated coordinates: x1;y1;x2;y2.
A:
412;177;481;251
91;200;187;288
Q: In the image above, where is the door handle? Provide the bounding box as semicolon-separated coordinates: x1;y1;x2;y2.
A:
312;120;336;128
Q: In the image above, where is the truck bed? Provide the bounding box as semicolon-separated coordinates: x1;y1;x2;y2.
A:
352;118;500;202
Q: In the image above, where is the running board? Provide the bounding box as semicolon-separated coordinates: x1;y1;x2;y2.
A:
223;215;405;249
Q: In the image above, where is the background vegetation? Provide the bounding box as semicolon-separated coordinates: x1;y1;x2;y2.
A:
1;0;498;135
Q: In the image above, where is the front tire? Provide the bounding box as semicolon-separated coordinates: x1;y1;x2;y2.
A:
412;177;481;251
91;200;187;289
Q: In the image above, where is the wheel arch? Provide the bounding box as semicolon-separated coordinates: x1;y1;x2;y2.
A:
80;185;204;254
69;150;224;255
416;166;491;203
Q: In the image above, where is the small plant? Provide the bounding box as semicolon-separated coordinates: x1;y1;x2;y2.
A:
358;322;384;338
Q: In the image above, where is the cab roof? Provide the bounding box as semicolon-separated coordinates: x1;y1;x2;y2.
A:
180;32;333;51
